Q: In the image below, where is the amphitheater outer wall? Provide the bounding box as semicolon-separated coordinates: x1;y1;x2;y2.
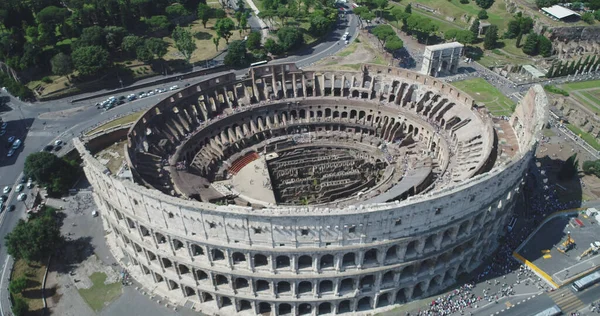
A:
75;66;548;315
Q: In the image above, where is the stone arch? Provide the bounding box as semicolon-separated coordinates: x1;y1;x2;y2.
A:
258;302;271;314
320;254;334;269
363;248;379;265
430;274;443;291
385;245;398;262
172;238;184;251
382;271;395;285
234;277;249;289
342;253;356;267
419;258;435;274
277;281;292;294
405;240;418;257
239;300;252;311
298;303;312;315
214;274;228;286
400;265;414;281
220;296;233;307
161;257;173;269
201;292;213;302
191;244;204;256
196;269;208;281
211;248;225;261
413;281;427;298
276;255;291;269
357;296;372;311
319;280;334;293
338;300;352;314
360;274;375;289
396;288;408;303
318;302;333;315
340;278;355;292
178;264;190;275
155;232;166;244
298;281;312;294
183;286;195;297
254;254;268;267
298;255;313;269
279;303;293;315
232;252;246;264
458;220;470;236
377;292;391;307
350;110;357;119
424;234;437;250
256;279;270;292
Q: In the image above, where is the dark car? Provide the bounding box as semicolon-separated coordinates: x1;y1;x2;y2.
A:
1;195;7;202
44;145;54;151
20;176;27;183
54;145;62;152
118;95;126;100
7;205;15;212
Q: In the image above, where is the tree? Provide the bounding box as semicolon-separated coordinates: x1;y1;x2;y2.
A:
23;152;80;195
76;26;106;49
594;9;600;21
136;46;154;62
172;26;197;62
309;11;334;36
515;31;523;47
104;26;127;52
36;6;70;25
445;29;459;40
546;63;555;78
9;277;27;294
535;0;558;8
215;18;235;43
145;38;169;60
374;0;389;18
265;38;283;55
483;24;498;50
504;20;520;38
145;15;171;33
522;32;539;55
478;9;488;19
558;153;579;180
581;12;595;24
538;35;552;57
247;31;262;50
197;3;212;28
277;27;303;51
385;35;404;50
213;36;220;51
12;297;28;316
583;160;600;177
475;0;494;9
166;4;191;19
50;53;73;80
470;18;480;37
72;46;111;76
5;208;64;263
405;3;412;14
372;24;396;49
240;14;248;34
121;35;144;57
224;40;249;67
455;30;475;44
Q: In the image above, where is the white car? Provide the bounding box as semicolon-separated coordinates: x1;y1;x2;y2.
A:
2;186;10;194
169;85;179;90
1;122;7;129
6;148;14;157
12;139;21;149
147;91;155;96
16;184;23;192
55;140;62;146
17;193;26;201
26;181;33;189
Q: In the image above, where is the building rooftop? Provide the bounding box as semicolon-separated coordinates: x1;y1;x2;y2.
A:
522;65;546;78
541;5;580;20
424;42;464;51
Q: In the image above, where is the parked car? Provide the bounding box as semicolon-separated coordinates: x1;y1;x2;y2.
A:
17;193;26;201
147;90;155;96
26;180;33;189
7;136;15;143
169;85;179;90
55;140;62;146
16;184;23;192
0;130;5;136
7;205;15;212
7;148;15;157
44;145;54;151
2;186;10;194
12;139;21;149
1;122;7;129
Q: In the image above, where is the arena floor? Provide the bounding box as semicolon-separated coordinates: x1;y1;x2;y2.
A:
222;156;277;206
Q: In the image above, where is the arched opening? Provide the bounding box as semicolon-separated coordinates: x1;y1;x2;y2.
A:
215;274;228;286
254;254;268;267
235;277;249;289
298;281;312;294
211;249;225;261
232;252;246;264
377;293;391;307
201;292;213;302
443;229;454;245
259;302;271;314
256;280;270;292
139;225;149;236
178;264;190;275
319;280;333;293
221;296;232;307
168;279;179;290
405;240;418;257
357;297;372;311
342;253;356;268
279;303;292;315
338;300;352;313
385;246;398;263
276;255;290;269
382;271;395;286
240;300;252;311
458;221;470;236
161;258;173;269
184;286;195;297
196;270;208;281
363;249;378;265
424;234;436;250
155;232;166;244
299;303;312;315
396;288;407;303
419;259;434;274
413;282;426;298
320;255;334;269
318;302;332;315
360;275;375;289
191;244;204;256
400;265;413;281
298;255;312;270
277;281;291;294
172;239;183;251
340;278;355;292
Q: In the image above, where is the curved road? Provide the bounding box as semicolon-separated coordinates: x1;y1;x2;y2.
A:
0;12;358;315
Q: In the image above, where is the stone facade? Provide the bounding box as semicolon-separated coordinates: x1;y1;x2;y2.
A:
75;64;548;315
420;43;463;77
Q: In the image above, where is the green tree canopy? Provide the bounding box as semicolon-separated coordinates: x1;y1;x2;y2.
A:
166;4;191;19
5;208;64;263
372;24;396;48
145;15;171;33
24;152;80;195
535;0;558;8
172;25;197;61
72;45;111;76
145;38;169;60
538;35;552;57
224;40;249;67
475;0;494;8
121;35;144;56
478;9;488;19
36;5;70;25
246;31;262;50
277;26;303;51
522;32;539;55
581;12;595;24
9;277;27;294
50;52;73;78
455;29;475;44
483;24;498;50
470;18;480;36
12;297;28;316
197;3;213;28
104;26;127;52
265;37;283;55
75;26;106;49
582;160;600;177
385;35;404;51
215;18;235;43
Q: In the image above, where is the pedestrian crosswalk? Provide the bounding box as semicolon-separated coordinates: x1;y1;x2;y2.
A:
547;287;585;314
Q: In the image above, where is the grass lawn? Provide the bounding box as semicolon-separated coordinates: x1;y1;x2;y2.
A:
451;78;515;116
26;75;73;97
337;41;359;57
566;123;600;151
560;80;600;91
574;91;600;114
78;272;122;312
163;18;243;64
542;128;556;137
86;111;145;136
11;259;46;314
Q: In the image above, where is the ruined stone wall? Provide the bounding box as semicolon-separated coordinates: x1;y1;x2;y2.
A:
548;26;600;59
554;96;600;137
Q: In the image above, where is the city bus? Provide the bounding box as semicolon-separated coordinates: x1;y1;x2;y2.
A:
532;305;561;316
572;271;600;292
250;60;268;67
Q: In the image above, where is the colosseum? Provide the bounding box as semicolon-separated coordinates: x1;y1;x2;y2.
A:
75;63;548;315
